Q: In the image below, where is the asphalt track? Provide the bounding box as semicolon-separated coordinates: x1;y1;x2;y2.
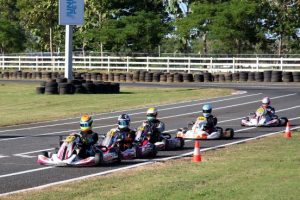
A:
0;81;300;196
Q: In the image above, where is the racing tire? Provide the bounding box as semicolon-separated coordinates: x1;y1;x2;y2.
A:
223;128;234;139
94;152;103;166
177;137;185;149
42;151;50;158
280;117;288;126
149;146;157;158
161;139;168;150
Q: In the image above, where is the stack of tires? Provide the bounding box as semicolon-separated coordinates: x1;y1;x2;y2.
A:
36;79;120;95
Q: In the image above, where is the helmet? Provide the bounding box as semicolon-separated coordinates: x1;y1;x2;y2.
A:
118;114;130;130
202;104;212;117
80;114;93;132
262;97;270;107
146;107;158;122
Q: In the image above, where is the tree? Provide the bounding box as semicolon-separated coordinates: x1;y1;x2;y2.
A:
0;18;25;53
259;0;300;54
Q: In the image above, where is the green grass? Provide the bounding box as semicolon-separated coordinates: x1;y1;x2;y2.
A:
3;132;300;200
0;82;233;126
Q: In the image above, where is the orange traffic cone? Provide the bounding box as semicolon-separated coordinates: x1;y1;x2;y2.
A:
284;121;292;138
192;140;202;162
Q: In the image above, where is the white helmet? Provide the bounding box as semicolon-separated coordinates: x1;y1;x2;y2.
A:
262;97;270;107
146;107;158;121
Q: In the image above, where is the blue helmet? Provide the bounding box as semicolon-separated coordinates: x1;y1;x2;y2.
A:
118;114;130;130
202;104;212;117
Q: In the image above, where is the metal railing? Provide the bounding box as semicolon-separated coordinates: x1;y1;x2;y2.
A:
1;55;300;73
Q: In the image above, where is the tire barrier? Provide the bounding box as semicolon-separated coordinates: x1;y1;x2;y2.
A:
263;71;272;82
271;71;282;82
248;72;255;82
282;72;293;82
167;74;174;83
239;72;248;82
153;72;161;82
174;73;183;82
133;71;140;82
203;72;212;82
145;72;153;82
219;74;225;82
292;72;300;82
36;86;45;94
183;73;193;82
225;73;232;82
126;73;133;82
255;72;264;82
3;70;300;86
194;74;204;82
232;73;239;81
159;74;167;82
119;73;126;82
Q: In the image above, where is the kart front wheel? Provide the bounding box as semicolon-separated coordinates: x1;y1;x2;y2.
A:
94;152;103;166
223;128;234;139
280;117;288;126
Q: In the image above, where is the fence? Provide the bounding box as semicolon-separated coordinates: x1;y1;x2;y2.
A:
1;55;300;73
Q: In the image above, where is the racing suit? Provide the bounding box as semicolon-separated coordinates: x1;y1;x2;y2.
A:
261;105;275;117
107;127;136;151
78;130;98;158
142;119;165;144
197;115;217;134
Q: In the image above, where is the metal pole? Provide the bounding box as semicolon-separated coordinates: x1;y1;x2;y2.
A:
65;25;73;80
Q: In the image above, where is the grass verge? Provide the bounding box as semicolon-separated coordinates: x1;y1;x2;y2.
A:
0;82;232;126
3;132;300;200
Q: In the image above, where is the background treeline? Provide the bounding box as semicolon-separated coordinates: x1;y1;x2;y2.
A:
0;0;299;55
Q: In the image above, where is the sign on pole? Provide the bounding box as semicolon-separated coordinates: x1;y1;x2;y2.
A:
59;0;84;80
59;0;84;25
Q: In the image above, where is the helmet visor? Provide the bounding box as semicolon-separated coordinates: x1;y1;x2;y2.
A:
203;109;212;114
80;121;91;128
118;120;130;127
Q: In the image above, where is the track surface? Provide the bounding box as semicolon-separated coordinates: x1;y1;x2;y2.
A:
0;82;300;195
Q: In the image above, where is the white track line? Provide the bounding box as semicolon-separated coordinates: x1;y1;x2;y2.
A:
1;123;299;197
2;92;242;129
0;93;262;133
0;93;296;143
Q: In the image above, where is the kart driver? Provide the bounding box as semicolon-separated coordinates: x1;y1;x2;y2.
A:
105;114;136;151
76;114;99;158
260;97;275;118
141;107;165;143
195;104;217;134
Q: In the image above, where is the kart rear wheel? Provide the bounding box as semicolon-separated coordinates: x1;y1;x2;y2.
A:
280;117;288;126
94;152;103;166
149;146;157;158
223;128;234;139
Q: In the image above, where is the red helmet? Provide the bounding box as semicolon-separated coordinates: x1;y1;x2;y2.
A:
262;97;270;108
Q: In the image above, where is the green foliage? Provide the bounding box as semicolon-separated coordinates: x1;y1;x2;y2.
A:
0;0;299;54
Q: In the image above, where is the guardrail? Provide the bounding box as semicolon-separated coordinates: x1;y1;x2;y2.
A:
1;55;300;73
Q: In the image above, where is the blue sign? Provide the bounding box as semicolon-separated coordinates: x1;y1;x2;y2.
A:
59;0;84;25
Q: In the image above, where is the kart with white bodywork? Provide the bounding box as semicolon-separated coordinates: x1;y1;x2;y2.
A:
37;133;108;167
137;123;184;151
176;116;234;140
241;107;288;127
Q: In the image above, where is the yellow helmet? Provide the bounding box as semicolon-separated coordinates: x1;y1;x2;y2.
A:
146;107;158;121
80;114;93;132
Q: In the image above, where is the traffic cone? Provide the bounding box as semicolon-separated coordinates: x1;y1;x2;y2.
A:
284;121;292;138
192;140;202;162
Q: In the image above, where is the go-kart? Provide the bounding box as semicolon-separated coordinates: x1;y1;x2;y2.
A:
37;133;107;167
138;123;184;151
176;116;234;140
241;107;288;127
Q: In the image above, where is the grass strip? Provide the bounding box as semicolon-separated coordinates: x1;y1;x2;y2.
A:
3;132;300;200
0;82;232;126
